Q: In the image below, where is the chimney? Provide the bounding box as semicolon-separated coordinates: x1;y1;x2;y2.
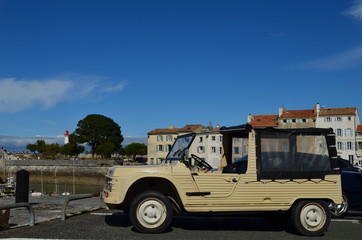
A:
168;125;174;129
314;103;320;117
247;114;253;123
278;107;284;117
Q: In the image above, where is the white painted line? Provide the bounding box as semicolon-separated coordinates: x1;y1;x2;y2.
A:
332;219;360;224
90;212;124;216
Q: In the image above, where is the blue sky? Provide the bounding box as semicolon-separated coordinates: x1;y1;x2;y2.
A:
1;0;362;150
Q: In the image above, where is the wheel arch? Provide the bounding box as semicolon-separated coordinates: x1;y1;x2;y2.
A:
123;177;184;213
291;198;335;209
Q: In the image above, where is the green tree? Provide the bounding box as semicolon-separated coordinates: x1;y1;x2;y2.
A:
45;143;60;159
26;140;47;155
124;143;147;160
73;114;123;157
96;142;115;159
60;141;85;158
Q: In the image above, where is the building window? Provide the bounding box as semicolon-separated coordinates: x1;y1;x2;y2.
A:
302;119;307;123
166;135;172;141
325;117;332;122
347;142;353;150
150;158;154;165
234;147;240;154
197;146;205;153
219;147;223;154
167;145;172;152
348;116;352;121
292;119;296;123
199;137;203;143
336;117;342;122
157;145;164;152
282;119;287;123
211;147;216;153
358;142;362;150
337;142;343;150
212;136;216;141
157;135;163;142
349;155;354;162
219;136;223;142
346;128;353;137
336;129;342;137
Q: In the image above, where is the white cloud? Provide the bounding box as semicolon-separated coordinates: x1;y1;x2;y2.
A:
0;78;72;113
100;81;127;93
0;75;127;113
0;135;146;152
343;0;362;20
0;135;64;151
294;45;362;71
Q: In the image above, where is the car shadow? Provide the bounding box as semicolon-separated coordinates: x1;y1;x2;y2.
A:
105;212;132;227
104;212;304;235
170;215;298;234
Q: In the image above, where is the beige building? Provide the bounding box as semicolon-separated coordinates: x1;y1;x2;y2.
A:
147;124;210;165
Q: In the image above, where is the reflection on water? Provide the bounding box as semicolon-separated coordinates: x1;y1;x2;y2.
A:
30;181;103;195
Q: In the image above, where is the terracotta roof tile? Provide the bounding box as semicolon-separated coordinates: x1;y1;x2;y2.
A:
357;125;362;132
280;109;315;119
319;107;357;116
148;128;182;134
180;124;203;132
249;115;279;127
148;124;207;135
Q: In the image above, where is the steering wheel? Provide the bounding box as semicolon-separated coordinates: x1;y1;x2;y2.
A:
191;154;213;172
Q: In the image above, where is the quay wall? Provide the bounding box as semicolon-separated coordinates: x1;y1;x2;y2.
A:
1;160;112;186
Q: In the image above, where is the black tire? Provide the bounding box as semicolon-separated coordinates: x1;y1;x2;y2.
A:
129;190;173;233
292;200;331;236
330;192;349;217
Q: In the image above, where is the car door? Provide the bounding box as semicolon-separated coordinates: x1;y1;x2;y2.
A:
190;172;240;198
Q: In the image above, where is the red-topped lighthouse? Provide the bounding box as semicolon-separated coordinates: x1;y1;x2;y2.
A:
64;130;70;144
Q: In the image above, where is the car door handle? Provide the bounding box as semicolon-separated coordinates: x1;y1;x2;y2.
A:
225;178;237;183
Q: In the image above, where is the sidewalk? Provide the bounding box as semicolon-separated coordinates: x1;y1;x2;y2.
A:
0;194;107;228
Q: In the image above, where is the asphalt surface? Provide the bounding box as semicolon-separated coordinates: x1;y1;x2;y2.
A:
0;206;361;240
0;195;106;228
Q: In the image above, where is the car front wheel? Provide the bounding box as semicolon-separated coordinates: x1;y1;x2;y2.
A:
129;190;173;233
291;200;330;236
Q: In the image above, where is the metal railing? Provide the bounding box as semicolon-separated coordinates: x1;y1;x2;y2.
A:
61;193;100;220
0;202;35;226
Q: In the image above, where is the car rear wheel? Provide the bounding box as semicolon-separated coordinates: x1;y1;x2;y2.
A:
129;190;173;233
330;192;349;217
291;200;330;236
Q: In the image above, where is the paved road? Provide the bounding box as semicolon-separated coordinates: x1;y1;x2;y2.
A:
0;208;361;240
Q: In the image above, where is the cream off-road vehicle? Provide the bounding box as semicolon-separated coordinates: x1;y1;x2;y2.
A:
102;124;342;236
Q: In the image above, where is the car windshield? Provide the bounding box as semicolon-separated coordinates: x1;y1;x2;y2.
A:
165;134;195;161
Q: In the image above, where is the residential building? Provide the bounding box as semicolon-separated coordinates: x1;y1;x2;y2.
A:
315;105;360;163
248;103;361;166
278;108;315;128
188;127;223;168
147;124;211;165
